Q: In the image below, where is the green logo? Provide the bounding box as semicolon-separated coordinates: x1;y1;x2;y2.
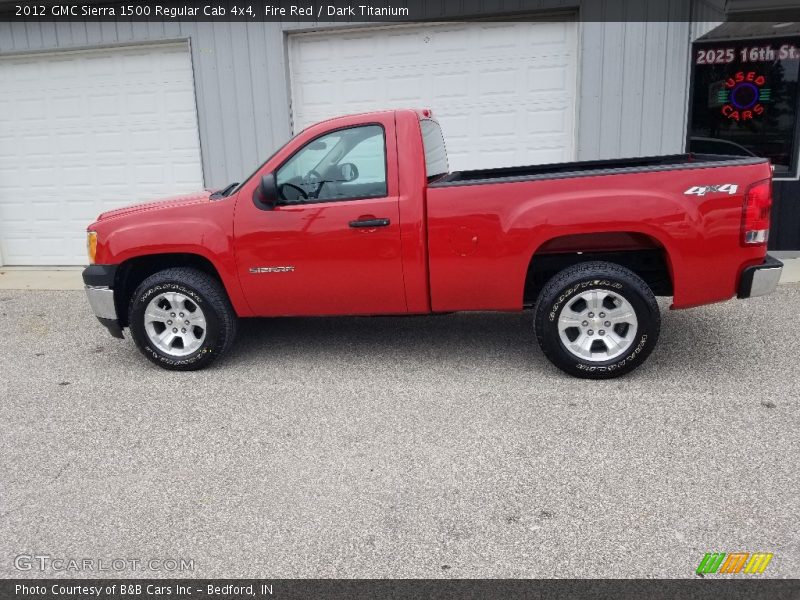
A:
697;552;773;575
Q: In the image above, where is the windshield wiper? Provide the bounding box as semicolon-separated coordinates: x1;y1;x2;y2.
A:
209;182;239;200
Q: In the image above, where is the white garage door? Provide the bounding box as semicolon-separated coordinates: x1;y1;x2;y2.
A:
0;43;203;265
289;21;577;172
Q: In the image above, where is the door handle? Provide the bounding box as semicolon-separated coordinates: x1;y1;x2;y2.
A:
349;218;390;228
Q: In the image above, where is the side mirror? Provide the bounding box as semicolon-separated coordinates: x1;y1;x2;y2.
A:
253;172;278;210
337;162;359;182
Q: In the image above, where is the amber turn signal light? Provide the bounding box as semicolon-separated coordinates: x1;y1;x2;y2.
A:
87;231;97;264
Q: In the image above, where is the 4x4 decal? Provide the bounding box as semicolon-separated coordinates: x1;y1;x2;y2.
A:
684;183;739;196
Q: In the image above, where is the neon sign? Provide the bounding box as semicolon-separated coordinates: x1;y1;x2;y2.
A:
719;70;771;121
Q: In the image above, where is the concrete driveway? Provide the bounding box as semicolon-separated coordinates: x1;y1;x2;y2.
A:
1;286;798;578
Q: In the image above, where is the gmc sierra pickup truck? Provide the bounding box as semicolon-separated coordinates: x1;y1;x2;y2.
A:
83;109;782;378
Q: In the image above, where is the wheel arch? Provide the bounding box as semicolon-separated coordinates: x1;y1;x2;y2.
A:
113;253;234;327
523;231;675;306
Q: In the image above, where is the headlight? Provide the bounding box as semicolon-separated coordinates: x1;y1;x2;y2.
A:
87;231;97;264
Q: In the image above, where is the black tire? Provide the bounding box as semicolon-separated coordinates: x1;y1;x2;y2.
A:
128;267;237;371
533;261;660;379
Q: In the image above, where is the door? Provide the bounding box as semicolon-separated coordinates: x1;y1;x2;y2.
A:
0;43;203;265
288;21;578;171
234;123;407;316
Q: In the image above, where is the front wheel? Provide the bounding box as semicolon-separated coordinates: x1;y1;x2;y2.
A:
533;261;660;379
128;267;237;371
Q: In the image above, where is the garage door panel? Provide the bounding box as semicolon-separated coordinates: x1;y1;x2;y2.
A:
62;165;92;186
289;22;577;173
529;66;571;93
432;73;469;99
95;166;128;184
88;94;121;116
0;43;203;265
17;98;49;121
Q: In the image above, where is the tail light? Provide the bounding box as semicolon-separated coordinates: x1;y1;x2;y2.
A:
741;178;772;245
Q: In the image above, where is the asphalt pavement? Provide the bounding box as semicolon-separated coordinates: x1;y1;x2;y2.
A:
1;286;798;578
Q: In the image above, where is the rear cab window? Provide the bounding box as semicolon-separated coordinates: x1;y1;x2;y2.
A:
420;119;449;180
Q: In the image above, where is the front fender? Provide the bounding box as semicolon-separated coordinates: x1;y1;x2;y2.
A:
90;199;250;316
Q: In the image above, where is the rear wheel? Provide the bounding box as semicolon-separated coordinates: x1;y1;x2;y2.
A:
128;267;237;370
533;261;660;379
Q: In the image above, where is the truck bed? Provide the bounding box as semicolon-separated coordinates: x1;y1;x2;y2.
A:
432;153;768;187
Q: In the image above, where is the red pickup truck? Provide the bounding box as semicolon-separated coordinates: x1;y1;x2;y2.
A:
83;109;782;378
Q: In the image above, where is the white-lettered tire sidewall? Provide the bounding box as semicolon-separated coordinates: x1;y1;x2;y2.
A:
130;281;221;369
539;274;658;378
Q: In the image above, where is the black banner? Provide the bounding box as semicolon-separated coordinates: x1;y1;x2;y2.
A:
3;0;800;23
2;579;800;600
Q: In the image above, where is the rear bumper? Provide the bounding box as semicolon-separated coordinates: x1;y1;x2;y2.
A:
738;255;783;299
82;265;123;339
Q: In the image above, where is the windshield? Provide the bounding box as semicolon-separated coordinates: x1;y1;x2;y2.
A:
231;130;303;195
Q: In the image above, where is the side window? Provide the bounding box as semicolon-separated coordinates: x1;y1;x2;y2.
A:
276;125;387;203
279;133;343;182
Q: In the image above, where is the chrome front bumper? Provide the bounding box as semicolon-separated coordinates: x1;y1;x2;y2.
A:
83;263;124;339
738;255;783;299
85;285;117;320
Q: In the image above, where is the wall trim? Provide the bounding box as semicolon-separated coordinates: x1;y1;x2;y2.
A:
0;37;191;59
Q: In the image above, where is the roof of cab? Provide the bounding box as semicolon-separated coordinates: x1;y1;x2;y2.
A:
306;108;434;129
